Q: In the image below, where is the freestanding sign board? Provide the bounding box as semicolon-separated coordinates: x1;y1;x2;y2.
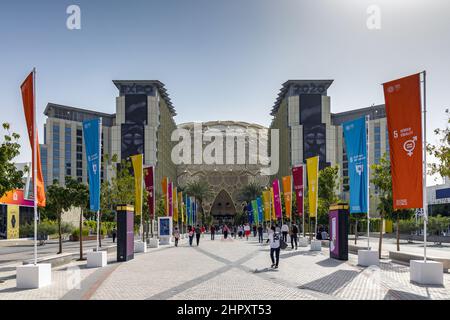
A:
329;204;349;261
158;216;172;245
117;205;134;262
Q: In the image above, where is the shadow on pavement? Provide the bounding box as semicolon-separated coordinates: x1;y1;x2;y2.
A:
253;267;279;274
384;289;430;300
298;270;360;295
316;258;346;268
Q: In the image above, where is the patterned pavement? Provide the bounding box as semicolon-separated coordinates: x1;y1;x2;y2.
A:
0;235;449;300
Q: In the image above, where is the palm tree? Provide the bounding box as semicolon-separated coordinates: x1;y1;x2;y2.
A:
238;182;263;203
185;180;213;223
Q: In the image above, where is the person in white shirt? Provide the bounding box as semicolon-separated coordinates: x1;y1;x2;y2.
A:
281;223;289;243
267;226;281;269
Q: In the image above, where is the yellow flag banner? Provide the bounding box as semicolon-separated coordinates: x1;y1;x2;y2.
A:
306;156;319;218
282;176;292;219
131;154;143;216
173;186;178;222
161;177;168;216
270;187;276;221
178;192;184;223
262;191;271;222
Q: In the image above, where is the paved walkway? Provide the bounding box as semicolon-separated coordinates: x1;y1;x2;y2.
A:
0;235;449;300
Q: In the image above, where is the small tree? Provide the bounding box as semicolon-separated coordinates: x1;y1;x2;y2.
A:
318;165;340;225
427;108;450;179
45;180;71;254
185;180;213;224
0;123;25;198
66;177;89;260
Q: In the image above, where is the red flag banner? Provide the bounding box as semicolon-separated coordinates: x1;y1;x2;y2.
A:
383;73;423;209
292;166;304;217
144;167;154;219
21;72;46;207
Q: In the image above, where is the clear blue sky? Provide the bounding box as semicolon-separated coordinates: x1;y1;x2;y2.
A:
1;0;449;184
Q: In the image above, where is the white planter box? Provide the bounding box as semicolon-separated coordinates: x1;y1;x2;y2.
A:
358;250;380;267
310;240;322;251
298;237;309;247
148;238;159;248
16;263;52;289
410;260;443;285
87;251;107;268
159;236;172;245
134;241;147;253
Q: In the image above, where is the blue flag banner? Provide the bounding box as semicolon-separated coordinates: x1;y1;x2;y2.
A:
257;197;263;224
247;203;253;224
343;117;368;214
82;118;101;212
186;196;191;225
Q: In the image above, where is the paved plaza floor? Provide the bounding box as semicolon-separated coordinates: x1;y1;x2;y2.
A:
0;235;449;300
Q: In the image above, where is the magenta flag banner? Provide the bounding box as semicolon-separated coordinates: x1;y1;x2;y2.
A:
272;179;282;219
144;167;154;219
292;166;304;217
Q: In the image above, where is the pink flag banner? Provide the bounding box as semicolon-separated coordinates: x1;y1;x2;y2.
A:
292;166;304;217
272;179;282;219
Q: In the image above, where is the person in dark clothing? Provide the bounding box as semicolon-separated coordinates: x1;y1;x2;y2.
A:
267;226;281;268
195;224;201;246
291;224;299;250
210;225;215;240
253;225;257;237
257;224;264;243
112;228;117;243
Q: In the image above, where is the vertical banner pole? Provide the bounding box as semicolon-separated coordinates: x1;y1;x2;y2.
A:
422;70;428;262
97;117;102;252
152;166;155;238
290;175;293;227
141;156;144;242
366;114;371;250
315;157;319;239
33;68;38;265
302;164;305;237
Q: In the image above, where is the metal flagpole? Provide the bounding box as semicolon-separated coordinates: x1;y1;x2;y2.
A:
33;68;38;265
422;70;428;262
140;156;144;242
315;157;319;239
96;117;102;252
366;114;371;250
290;174;293;227
302;164;305;237
152;166;155;238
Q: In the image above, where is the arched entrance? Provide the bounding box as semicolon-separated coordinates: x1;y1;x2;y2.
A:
210;190;236;225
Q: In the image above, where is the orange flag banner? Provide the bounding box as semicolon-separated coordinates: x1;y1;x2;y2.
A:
161;177;169;216
281;176;292;218
383;73;423;209
21;72;46;207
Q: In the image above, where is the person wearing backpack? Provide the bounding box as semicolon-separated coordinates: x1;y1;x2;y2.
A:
291;224;299;250
267;226;281;269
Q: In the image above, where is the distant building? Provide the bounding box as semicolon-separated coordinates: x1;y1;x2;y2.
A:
427;178;450;216
39;80;178;195
269;80;390;216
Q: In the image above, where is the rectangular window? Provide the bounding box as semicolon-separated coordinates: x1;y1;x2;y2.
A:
52;124;60;180
374;124;381;164
65;126;71;178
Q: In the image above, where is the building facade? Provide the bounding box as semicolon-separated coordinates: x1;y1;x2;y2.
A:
40;80;178;196
269;80;390;216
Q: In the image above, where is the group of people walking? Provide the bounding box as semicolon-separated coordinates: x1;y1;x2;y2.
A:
171;221;310;270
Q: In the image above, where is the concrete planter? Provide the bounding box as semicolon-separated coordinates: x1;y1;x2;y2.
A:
87;251;107;268
16;263;52;289
410;260;443;285
358;250;380;267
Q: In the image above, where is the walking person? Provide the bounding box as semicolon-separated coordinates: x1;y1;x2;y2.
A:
188;226;194;246
231;225;236;239
112;228;117;243
267;226;281;269
253;225;257;237
257;224;264;243
210;225;215;240
291;224;299;250
223;224;229;240
281;222;289;243
173;227;180;247
201;225;206;238
244;223;251;241
195;224;201;246
238;225;243;239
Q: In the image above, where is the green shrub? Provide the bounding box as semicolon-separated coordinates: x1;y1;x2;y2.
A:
398;219;419;234
71;228;90;237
